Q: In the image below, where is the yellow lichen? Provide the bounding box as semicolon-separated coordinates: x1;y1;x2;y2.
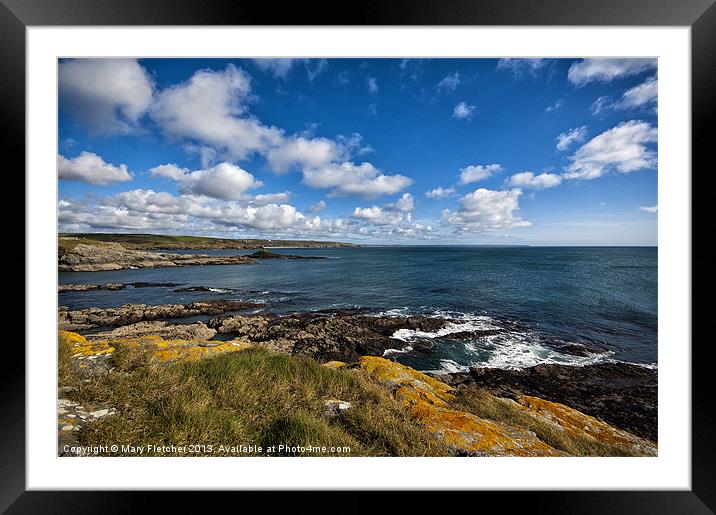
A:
323;360;347;369
59;330;252;364
359;356;562;456
516;395;656;454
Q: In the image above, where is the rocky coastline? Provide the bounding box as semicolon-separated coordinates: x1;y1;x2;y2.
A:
59;304;658;451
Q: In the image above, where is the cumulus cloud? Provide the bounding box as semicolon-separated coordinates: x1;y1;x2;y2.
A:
388;193;414;212
149;162;262;200
425;187;456;199
497;58;548;77
307;200;327;213
251;192;292;205
458;164;503;185
619;76;658;110
556;126;588;151
563;120;658;180
58;152;133;185
352;206;404;225
640;205;658;213
443;188;530;232
59;59;154;135
507;172;562;189
453;101;476;119
265;136;342;173
302;162;413;199
149;64;282;161
437;72;460;91
568;58;657;86
589;77;658;116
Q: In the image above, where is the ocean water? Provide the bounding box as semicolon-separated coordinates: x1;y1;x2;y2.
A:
58;246;657;372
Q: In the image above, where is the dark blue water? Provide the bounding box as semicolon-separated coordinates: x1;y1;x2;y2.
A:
58;246;657;371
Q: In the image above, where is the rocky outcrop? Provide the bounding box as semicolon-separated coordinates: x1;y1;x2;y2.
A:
208;311;455;362
59;282;181;292
59;300;263;330
59;283;126;292
59;242;254;272
248;249;326;260
358;356;656;457
439;362;657;441
358;356;563;456
59;330;251;366
86;321;217;341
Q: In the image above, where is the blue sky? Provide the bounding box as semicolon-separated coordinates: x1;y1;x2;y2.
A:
58;58;658;245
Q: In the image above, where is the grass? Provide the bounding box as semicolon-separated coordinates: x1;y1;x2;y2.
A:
63;343;451;457
451;387;640;457
58;233;358;251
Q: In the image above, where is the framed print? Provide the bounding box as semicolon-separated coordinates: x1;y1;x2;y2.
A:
3;0;714;512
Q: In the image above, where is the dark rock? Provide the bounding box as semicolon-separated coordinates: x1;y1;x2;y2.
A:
249;249;326;260
59;300;264;330
208;310;452;363
438;362;657;441
58;283;126;292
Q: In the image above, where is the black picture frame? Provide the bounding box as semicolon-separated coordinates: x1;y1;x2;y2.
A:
3;0;713;512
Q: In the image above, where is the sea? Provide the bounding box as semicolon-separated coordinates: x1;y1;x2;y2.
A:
58;246;658;373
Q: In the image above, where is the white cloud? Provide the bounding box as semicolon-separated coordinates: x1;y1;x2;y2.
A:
568;58;657;86
437;72;461;91
590;96;613;116
453;101;476;119
251;192;292;205
388;193;414;212
265;136;342;173
497;59;548;77
507;172;562;189
252;58;327;81
307;200;327;213
640;205;658;213
352;206;404;225
367;77;379;94
619;76;658;110
545;99;565;113
149;64;282;161
589;77;658;116
302;162;413;199
149;162;262;200
59;59;154;135
58;152;133;185
443;188;530;232
556;126;588;151
563;120;658;180
458;164;503;185
425;187;456;199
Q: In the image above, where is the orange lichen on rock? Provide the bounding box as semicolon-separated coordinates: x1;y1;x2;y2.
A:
59;330;115;358
516;395;657;456
359;356;562;456
59;330;251;363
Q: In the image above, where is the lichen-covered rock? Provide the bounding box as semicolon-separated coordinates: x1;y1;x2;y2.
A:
59;330;251;365
358;356;563;456
515;395;657;456
323;399;353;418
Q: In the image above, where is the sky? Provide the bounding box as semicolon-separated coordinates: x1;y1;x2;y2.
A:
57;58;658;245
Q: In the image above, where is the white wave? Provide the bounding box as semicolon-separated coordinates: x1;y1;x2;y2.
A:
382;345;413;356
475;333;614;370
424;359;471;375
391;319;499;341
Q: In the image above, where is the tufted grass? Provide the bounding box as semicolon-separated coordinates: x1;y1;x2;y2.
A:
65;344;451;457
451;387;640;457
